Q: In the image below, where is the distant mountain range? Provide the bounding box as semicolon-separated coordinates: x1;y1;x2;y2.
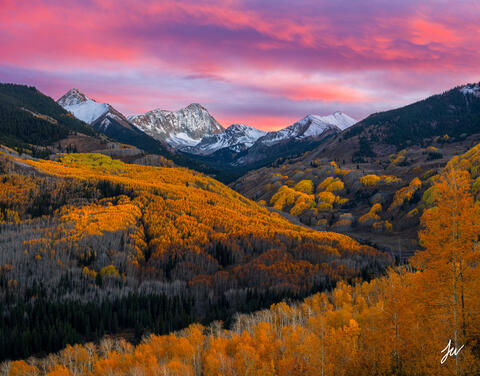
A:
57;88;180;158
3;82;479;184
56;88;357;178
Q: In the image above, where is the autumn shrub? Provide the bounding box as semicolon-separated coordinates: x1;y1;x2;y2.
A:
359;203;382;226
325;179;344;193
270;185;297;210
388;177;422;211
335;168;351;176
317;202;332;212
360;174;381;188
290;195;315;216
360;174;402;188
317;176;335;192
317;191;336;205
293;179;314;194
99;265;120;278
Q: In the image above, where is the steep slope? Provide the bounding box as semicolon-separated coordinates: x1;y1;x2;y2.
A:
0;152;390;360
0;84;96;156
58;88;138;132
129;103;225;147
313;82;480;163
183;123;266;155
57;88;167;153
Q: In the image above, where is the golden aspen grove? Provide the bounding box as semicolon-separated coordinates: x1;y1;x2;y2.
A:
0;152;389;364
2;139;480;375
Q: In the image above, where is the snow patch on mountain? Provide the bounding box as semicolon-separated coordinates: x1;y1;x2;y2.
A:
460;83;480;97
169;132;202;147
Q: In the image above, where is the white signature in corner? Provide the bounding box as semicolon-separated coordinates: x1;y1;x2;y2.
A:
441;339;465;364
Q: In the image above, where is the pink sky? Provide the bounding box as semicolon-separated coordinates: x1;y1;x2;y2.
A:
1;0;479;130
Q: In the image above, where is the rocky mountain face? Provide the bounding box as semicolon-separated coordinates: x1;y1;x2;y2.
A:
58;88;109;124
128;103;225;147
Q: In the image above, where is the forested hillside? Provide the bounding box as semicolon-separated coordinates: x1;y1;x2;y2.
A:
233;85;480;254
0;84;96;156
4;163;479;376
0;152;390;360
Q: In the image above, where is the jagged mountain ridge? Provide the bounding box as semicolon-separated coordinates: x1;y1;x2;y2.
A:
128;103;225;147
56;87;357;181
186;111;356;172
59;89;225;148
183;123;266;155
183;112;355;157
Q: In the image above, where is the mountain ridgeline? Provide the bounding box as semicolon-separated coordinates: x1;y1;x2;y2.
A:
56;87;357;181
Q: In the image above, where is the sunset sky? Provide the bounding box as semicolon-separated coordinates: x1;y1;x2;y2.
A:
1;0;479;130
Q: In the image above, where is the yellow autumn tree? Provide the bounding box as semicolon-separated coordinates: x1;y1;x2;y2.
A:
411;167;480;375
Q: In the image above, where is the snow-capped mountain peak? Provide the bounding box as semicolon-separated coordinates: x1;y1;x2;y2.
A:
57;88;88;107
57;89;136;134
57;89;109;124
129;104;224;148
308;111;357;130
183;123;266;155
258;111;356;147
